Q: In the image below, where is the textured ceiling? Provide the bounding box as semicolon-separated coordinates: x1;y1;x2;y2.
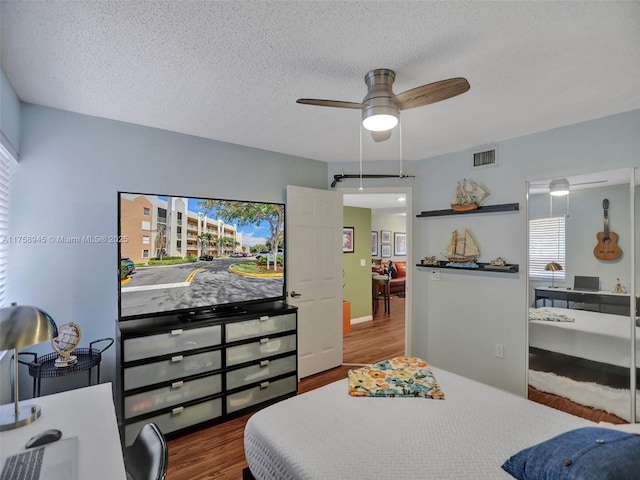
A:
1;1;639;163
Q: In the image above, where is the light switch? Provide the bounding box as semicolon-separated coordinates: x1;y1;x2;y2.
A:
431;270;440;281
360;259;366;267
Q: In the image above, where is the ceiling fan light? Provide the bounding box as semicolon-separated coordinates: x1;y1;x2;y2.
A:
549;178;570;196
362;105;399;132
362;113;398;132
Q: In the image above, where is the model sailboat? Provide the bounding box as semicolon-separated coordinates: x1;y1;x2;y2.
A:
451;179;490;212
445;229;479;264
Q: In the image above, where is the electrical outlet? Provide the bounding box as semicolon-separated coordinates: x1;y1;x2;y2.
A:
495;343;504;358
431;270;440;281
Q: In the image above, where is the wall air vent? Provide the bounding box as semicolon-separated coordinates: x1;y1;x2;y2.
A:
472;146;497;168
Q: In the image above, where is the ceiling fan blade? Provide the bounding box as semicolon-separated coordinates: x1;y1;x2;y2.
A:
296;98;364;109
371;130;392;143
571;180;607;186
394;77;470;110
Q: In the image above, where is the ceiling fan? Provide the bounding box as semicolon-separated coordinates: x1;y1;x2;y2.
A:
531;177;608;196
296;69;470;142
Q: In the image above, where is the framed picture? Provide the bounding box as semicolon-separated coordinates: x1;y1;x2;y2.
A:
394;232;407;256
343;227;355;253
371;231;379;256
381;244;392;258
381;230;391;244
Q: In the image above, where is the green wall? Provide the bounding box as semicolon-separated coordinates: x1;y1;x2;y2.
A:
343;206;372;320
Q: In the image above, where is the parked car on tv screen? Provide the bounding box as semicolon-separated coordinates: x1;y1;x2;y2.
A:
121;257;135;274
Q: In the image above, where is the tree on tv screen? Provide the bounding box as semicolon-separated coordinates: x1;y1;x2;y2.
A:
198;200;284;270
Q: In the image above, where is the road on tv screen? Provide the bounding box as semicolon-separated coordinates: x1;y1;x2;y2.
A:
120;257;283;317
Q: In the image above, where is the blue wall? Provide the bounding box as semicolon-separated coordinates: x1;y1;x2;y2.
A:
6;103;327;397
5;102;639;399
330;109;640;395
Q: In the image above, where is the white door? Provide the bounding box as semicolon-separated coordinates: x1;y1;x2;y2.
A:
286;185;343;378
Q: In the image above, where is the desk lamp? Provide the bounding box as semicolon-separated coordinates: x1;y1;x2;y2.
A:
544;262;563;288
0;305;58;431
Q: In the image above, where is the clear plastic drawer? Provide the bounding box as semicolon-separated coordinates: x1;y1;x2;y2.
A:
226;355;296;390
225;313;296;342
226;334;296;367
124;374;222;419
124;349;221;390
124;397;222;446
124;324;222;362
226;375;297;414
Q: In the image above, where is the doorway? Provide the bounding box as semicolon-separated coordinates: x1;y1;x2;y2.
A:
341;186;412;365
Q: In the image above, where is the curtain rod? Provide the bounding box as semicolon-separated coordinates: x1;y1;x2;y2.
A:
331;173;415;188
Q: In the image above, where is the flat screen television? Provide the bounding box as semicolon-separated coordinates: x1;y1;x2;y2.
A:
118;192;285;321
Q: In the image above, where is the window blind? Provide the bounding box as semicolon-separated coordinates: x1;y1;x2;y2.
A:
0;145;15;307
529;216;566;280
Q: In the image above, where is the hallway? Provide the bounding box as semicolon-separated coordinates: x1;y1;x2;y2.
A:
344;294;405;365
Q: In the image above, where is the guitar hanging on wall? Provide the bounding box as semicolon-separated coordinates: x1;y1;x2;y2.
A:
593;198;622;261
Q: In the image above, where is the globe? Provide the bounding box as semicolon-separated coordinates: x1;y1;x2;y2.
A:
52;322;82;367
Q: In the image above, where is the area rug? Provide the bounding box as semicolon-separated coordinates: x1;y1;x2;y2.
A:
529;369;639;422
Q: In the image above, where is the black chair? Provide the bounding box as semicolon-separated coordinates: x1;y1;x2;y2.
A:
124;423;168;480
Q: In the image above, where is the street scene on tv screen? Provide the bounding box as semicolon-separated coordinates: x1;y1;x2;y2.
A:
119;193;285;319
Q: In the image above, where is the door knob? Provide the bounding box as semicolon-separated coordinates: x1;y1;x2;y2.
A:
290;291;302;298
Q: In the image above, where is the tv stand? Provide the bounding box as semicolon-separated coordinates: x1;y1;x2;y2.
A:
117;301;298;446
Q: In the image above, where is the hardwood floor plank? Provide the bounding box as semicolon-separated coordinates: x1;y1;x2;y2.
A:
527;386;626;424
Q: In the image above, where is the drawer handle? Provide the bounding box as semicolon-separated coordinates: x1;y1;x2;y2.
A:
171;329;183;336
260;360;270;367
259;316;269;322
172;406;185;415
260;382;270;389
259;338;269;344
171;355;184;363
171;381;184;389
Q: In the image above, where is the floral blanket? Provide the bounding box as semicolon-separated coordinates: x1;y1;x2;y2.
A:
348;356;445;399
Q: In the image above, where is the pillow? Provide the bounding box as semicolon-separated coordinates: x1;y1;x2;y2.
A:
395;261;407;276
502;427;640;480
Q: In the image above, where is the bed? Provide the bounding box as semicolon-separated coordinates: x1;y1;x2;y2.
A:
528;306;640;369
243;365;607;480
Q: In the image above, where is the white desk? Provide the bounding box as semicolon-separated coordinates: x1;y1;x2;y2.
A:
0;382;126;479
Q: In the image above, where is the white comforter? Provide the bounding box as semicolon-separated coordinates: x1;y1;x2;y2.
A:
529;307;639;368
244;367;594;479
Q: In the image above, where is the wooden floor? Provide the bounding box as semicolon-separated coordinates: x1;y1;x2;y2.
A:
166;295;406;479
528;385;626;424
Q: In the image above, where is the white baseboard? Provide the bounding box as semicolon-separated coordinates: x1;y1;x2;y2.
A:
351;315;373;325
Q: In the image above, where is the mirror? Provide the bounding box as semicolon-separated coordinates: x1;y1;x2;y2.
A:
527;167;637;424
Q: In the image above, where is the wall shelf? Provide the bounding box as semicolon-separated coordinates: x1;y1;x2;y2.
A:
416;203;519;218
416;262;519;273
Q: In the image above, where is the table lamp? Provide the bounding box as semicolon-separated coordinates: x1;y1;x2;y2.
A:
544;262;563;288
0;305;58;431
